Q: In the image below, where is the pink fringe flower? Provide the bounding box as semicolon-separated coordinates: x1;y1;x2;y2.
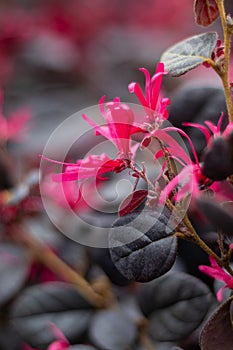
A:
128;62;170;127
41;173;102;212
83;97;140;160
47;323;70;350
199;254;233;302
156;127;206;204
183;112;233;146
50;153;128;183
46;98;140;184
23;323;70;350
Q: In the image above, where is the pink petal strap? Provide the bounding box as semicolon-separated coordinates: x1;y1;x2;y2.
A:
183;122;211;145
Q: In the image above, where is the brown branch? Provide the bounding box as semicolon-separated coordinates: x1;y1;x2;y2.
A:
11;226;109;308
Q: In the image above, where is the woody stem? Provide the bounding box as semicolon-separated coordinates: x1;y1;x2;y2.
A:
129;162;155;191
183;214;233;275
216;0;233;122
11;226;107;308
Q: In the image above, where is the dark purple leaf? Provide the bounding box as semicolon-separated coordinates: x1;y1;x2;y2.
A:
109;208;177;282
118;190;148;217
196;197;233;236
0;243;29;306
0;324;23;350
10;282;94;349
137;272;212;341
89;247;131;286
89;310;137;350
0;151;15;190
200;296;233;350
194;0;219;27
168;86;227;157
202;137;233;180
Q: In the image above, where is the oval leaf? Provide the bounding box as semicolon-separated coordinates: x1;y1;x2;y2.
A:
200;296;233;350
109;208;177;282
196;197;233;236
89;310;137;350
161;32;218;76
194;0;219;27
137;272;212;341
90;247;131;286
0;243;29;306
11;282;94;349
118;190;148;217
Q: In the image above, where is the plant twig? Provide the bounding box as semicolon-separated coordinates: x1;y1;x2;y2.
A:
137;318;155;350
216;0;233;122
182;214;233;275
129;162;155;191
11;226;108;308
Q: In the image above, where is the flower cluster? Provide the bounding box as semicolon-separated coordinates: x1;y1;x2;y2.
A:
46;60;233;219
49;97;139;185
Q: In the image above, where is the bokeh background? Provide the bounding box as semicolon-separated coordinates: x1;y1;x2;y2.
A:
2;0;232;160
1;2;233;349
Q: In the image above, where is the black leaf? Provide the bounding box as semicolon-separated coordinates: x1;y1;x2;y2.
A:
200;296;233;350
10;282;94;349
109;208;177;282
0;243;29;306
137;272;212;341
202;137;233;180
89;310;137;350
196;197;233;236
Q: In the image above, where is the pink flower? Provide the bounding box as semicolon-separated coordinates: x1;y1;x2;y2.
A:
83;97;138;159
199;255;233;302
41;173;102;212
45;99;141;184
183;113;233;181
48;340;69;350
156;113;233;204
23;323;70;350
50;153;127;183
128;62;170;127
0;90;30;143
47;323;70;350
183;112;232;146
156;126;208;204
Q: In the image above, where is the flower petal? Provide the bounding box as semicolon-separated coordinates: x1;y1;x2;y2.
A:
162;127;200;167
128;82;149;109
151;62;166;110
153;129;193;165
204;120;218;135
139;67;152;104
183;122;211;145
159;165;195;204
